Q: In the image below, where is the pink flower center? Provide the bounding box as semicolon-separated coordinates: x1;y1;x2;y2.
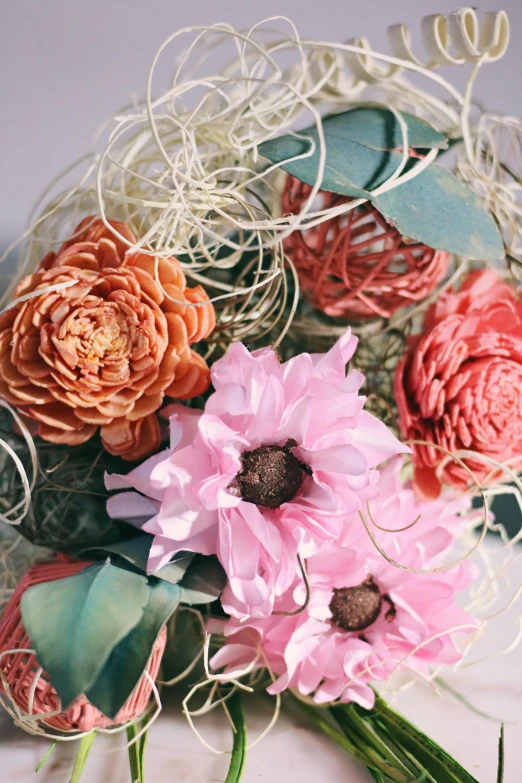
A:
236;440;310;509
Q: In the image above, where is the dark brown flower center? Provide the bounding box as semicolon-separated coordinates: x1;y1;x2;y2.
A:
236;440;308;509
329;575;384;632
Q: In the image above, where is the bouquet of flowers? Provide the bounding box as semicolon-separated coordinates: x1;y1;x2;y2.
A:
0;7;519;781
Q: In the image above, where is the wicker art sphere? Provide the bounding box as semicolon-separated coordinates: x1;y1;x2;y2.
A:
282;176;449;320
0;559;166;733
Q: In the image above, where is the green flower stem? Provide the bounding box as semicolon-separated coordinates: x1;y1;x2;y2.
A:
127;722;147;783
69;732;96;783
371;695;480;783
225;691;247;783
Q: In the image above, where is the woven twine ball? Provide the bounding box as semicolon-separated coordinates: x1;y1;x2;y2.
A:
0;559;166;733
282;176;449;320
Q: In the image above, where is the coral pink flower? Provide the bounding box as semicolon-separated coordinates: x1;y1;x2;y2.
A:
107;329;408;619
211;458;478;708
395;270;522;498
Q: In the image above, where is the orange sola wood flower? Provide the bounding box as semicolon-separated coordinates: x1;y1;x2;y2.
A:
0;559;166;732
282;177;448;320
0;218;215;460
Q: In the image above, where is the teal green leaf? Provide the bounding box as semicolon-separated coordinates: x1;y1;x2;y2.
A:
155;552;195;585
259;109;503;261
69;732;96;783
373;164;503;261
179;555;227;605
79;534;154;571
85;577;180;718
225;691;247;783
304;106;449;151
258;106;447;199
78;535;195;585
21;560;149;709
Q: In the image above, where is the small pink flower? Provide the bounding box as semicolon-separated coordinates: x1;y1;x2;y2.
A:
107;329;408;619
211;458;478;707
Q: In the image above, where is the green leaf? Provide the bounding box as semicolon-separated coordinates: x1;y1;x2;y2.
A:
372;695;480;783
69;732;96;783
85;577;180;718
367;769;386;783
286;693;381;770
309;106;449;151
79;535;195;585
225;691;247;783
331;704;425;781
373;164;503;262
259;109;503;261
497;724;505;783
258;106;446;199
79;534;154;571
179;555;227;605
156;553;195;585
21;560;149;709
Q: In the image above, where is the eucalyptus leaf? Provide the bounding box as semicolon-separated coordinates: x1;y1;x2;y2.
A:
79;534;154;572
78;535;195;585
21;560;149;709
259;109;503;261
299;106;449;152
373;164;504;262
85;577;181;718
179;555;227;605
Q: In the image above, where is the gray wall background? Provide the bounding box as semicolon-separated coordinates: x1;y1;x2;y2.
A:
1;0;522;244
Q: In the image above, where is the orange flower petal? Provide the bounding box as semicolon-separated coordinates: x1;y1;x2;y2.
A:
164;351;210;400
164;312;189;353
74;407;114;425
28;402;85;432
126;392;163;421
39;422;97;446
101;415;161;459
160;284;186;316
7;385;55;405
0;353;30;387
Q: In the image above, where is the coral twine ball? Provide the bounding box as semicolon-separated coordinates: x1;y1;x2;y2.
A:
282;177;448;320
0;560;166;733
0;217;215;461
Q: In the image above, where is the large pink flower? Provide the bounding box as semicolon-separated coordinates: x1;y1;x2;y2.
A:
395;269;522;498
106;329;408;619
211;458;478;707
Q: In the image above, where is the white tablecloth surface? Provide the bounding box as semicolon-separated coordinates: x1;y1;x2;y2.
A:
1;540;521;783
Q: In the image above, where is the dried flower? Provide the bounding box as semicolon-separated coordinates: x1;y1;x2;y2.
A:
395;269;522;497
0;218;215;460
